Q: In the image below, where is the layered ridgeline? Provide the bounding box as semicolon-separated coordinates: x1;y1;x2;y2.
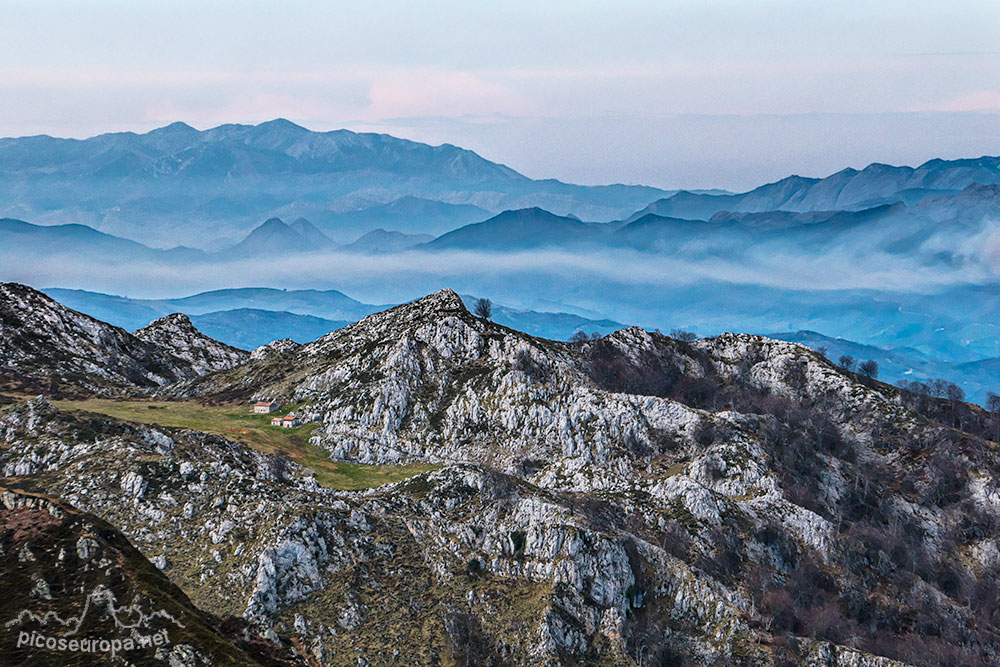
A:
3;284;1000;665
0;283;246;395
627;157;1000;219
0;120;667;246
43;286;624;349
7;181;999;260
423;183;1000;266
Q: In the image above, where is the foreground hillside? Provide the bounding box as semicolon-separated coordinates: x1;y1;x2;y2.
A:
0;483;304;665
3;285;1000;665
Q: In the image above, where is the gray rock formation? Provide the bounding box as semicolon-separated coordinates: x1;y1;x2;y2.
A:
4;287;998;665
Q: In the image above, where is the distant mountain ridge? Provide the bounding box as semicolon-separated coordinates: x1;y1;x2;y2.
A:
41;286;625;345
628;155;1000;221
426;207;604;250
189;309;351;349
224;217;336;257
310;196;493;242
43;286;382;327
0;119;668;245
342;228;434;254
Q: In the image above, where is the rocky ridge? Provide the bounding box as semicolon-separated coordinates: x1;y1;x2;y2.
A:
134;313;248;375
0;283;243;395
3;286;1000;665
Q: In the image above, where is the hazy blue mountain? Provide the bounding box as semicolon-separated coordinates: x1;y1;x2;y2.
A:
1;217;148;255
223;217;335;256
342;229;434;254
41;285;627;346
0;120;667;246
459;295;623;340
416;185;999;266
427;208;605;250
312;196;493;242
288;217;336;248
44;286;382;325
628;156;1000;221
602;282;1000;362
37;288;164;330
0;218;206;263
157;287;381;320
189;309;349;349
952;358;1000;395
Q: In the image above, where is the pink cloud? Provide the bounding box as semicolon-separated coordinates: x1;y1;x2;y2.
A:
935;90;1000;112
365;70;533;119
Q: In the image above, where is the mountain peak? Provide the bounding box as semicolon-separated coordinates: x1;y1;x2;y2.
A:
406;288;467;314
134;312;248;373
286;218;335;248
254;118;308;133
137;312;195;330
259;217;289;230
149;121;198;135
224;218;303;256
427;207;597;251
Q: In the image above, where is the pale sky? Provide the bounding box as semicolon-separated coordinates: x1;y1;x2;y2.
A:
2;0;999;190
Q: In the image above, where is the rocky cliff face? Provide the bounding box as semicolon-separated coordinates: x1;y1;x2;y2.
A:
134;313;248;375
3;287;999;665
0;283;242;395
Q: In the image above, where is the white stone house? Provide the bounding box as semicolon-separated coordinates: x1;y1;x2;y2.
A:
272;415;301;428
253;400;281;414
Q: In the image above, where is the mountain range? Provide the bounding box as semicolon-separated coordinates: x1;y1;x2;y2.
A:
0;120;667;246
3;283;1000;665
309;195;493;243
27;283;997;404
7;179;999;265
41;286;625;348
627;156;1000;220
3;122;1000;406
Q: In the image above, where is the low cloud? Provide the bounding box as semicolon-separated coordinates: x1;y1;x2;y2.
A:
4;242;996;305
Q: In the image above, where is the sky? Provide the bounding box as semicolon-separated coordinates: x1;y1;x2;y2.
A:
2;0;999;191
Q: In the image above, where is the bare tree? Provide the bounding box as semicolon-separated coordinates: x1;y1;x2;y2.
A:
473;297;492;320
569;331;590;343
858;359;879;380
838;355;856;372
987;392;1000;442
670;329;697;342
930;378;948;399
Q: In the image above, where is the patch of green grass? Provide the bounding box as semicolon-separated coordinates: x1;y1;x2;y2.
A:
50;398;437;491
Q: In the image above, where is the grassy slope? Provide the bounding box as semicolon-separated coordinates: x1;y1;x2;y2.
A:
49;398;436;491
